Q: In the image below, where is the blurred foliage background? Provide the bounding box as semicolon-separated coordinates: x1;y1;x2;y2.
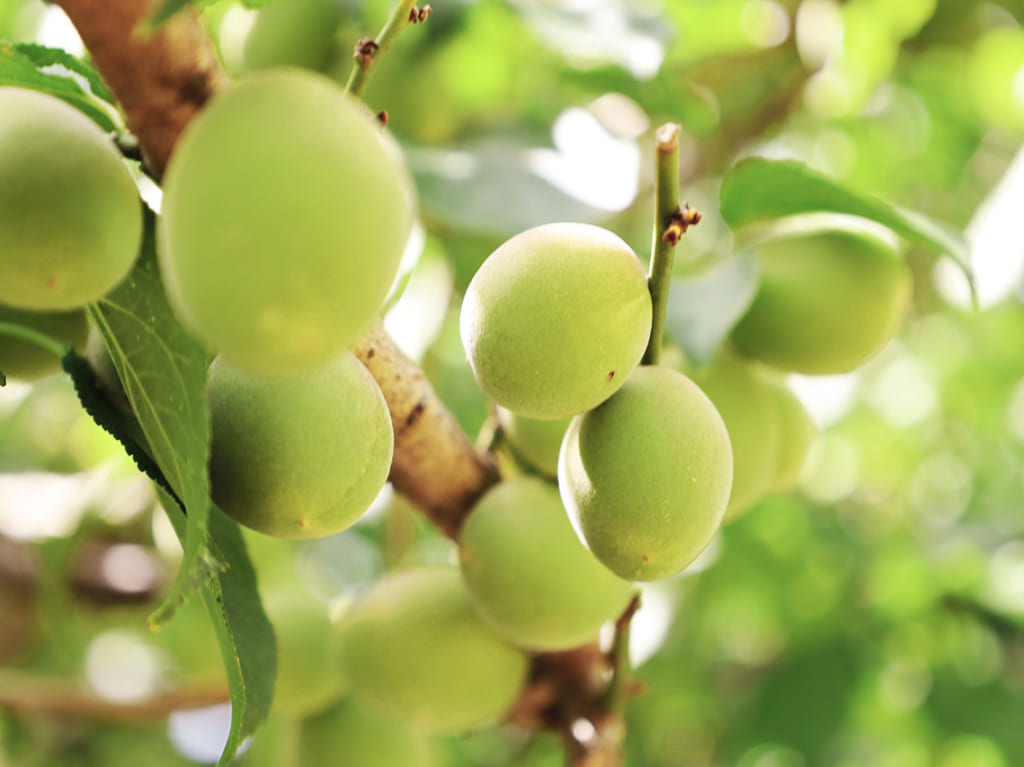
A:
3;0;1024;765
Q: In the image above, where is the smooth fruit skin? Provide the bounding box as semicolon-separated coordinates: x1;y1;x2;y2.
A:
460;223;652;419
333;567;527;733
558;366;733;581
299;698;434;767
243;0;343;73
770;383;816;491
496;407;572;477
0;88;141;310
459;477;636;651
694;352;782;523
0;305;88;381
263;588;344;717
159;69;415;375
730;222;912;375
206;352;393;539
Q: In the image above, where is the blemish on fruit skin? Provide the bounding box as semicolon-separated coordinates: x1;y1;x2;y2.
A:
642;555;650;564
606;370;615;381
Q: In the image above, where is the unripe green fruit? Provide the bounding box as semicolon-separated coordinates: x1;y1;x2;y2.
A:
300;699;434;767
85;328;132;413
460;223;652;419
459;477;636;650
0;88;141;310
207;352;393;539
496;408;572;477
770;383;816;491
558;366;733;581
730;219;912;375
333;567;527;733
159;69;415;375
264;588;343;717
0;305;87;381
243;0;343;72
694;353;782;523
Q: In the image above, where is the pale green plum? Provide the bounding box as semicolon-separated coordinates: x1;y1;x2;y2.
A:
496;407;572;477
243;0;343;73
770;383;817;491
730;219;912;375
333;566;527;733
558;366;733;581
694;352;782;523
207;352;393;539
85;327;132;413
159;69;415;375
459;477;636;650
460;223;652;419
299;698;434;767
0;88;141;310
0;305;88;381
264;587;344;717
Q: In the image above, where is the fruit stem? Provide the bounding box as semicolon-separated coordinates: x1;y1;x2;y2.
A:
345;0;423;100
0;322;67;360
603;593;641;710
642;124;701;367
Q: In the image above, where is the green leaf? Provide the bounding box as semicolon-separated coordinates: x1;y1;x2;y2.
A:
719;157;977;302
665;252;760;367
67;347;275;767
148;0;223;27
0;41;120;131
88;208;217;628
11;42;115;103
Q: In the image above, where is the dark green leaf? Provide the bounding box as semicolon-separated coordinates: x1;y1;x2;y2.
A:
719;157;976;301
158;490;277;767
0;41;119;131
88;208;216;628
665;252;760;367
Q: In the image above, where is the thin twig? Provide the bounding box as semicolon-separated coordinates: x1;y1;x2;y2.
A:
642;124;701;366
345;0;422;100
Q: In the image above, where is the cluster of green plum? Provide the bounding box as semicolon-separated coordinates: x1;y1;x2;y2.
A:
0;69;419;542
459;209;912;584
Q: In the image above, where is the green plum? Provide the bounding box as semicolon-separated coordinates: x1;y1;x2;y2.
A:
0;305;87;381
460;223;652;419
85;327;132;413
333;566;527;733
207;352;393;539
770;383;817;491
0;88;141;310
694;352;782;522
243;0;343;73
730;218;912;374
299;698;434;767
159;69;415;375
496;407;572;477
459;477;636;650
558;365;733;581
264;587;344;717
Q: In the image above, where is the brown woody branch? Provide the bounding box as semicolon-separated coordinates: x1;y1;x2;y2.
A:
0;671;229;724
54;0;498;537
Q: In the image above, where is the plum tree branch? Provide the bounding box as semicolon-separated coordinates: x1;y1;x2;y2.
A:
54;0;498;537
345;0;423;100
0;671;229;723
52;0;227;180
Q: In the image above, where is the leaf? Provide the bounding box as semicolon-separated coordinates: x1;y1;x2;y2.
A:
11;43;115;104
88;208;217;628
148;0;224;27
665;253;760;367
68;348;275;767
0;42;120;131
719;157;977;302
158;490;277;767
